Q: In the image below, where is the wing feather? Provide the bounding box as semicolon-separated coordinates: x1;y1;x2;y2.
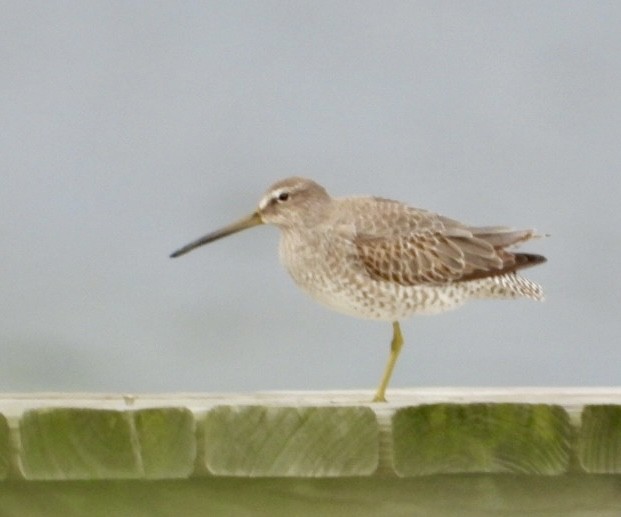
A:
336;197;545;286
354;222;543;286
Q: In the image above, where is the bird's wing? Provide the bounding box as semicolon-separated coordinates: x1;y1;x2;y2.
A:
337;197;544;285
353;212;545;285
354;229;506;285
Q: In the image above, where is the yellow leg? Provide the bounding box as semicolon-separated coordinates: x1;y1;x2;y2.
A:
372;321;404;402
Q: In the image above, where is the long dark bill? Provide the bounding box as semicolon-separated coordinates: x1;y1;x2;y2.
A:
170;212;263;258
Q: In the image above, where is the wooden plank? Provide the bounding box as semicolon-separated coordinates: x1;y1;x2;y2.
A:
203;406;378;476
19;408;141;480
578;405;621;474
18;407;196;480
1;389;621;481
0;477;621;516
134;408;196;479
392;403;570;475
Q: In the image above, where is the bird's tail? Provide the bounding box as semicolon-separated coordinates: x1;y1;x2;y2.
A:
470;273;545;301
469;226;546;248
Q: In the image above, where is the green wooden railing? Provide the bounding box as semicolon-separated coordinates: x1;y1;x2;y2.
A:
1;389;621;516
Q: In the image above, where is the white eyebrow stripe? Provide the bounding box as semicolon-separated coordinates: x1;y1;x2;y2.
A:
259;188;289;210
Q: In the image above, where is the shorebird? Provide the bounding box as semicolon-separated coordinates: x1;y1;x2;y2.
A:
171;177;545;402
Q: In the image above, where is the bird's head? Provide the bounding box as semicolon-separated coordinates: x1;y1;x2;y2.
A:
257;176;330;229
170;177;330;258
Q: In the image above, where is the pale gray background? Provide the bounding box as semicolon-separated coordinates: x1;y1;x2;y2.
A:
2;2;620;392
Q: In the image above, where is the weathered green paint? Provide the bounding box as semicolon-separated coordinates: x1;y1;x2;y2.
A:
578;405;621;473
134;408;196;479
5;392;621;485
203;406;378;476
19;409;141;480
18;408;197;480
1;476;621;517
392;403;571;476
0;414;9;479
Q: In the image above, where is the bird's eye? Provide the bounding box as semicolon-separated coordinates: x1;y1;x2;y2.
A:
277;192;290;202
